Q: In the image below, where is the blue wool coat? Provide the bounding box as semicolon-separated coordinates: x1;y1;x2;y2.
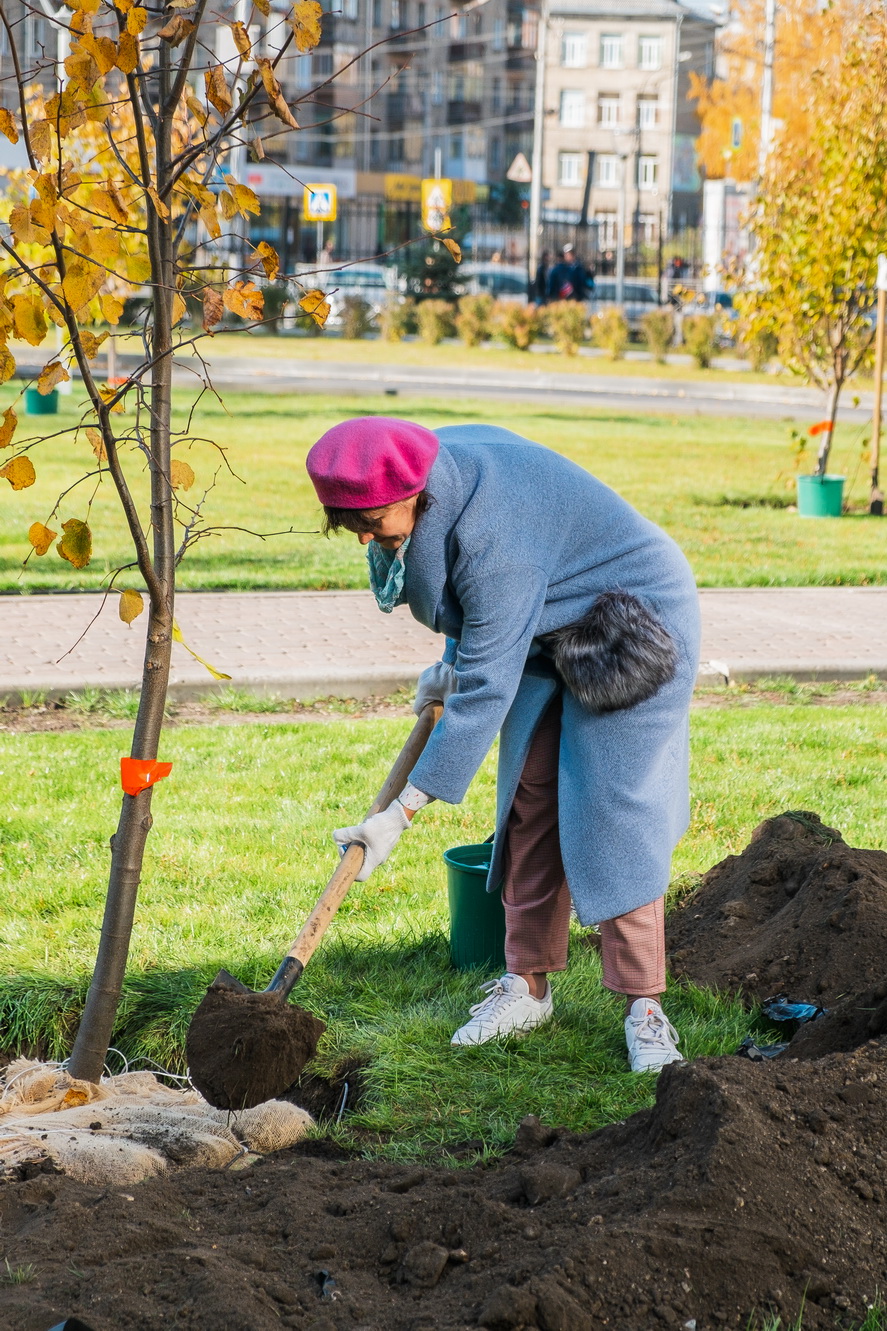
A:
403;425;701;925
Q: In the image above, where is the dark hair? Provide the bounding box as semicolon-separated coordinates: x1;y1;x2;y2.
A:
322;489;431;537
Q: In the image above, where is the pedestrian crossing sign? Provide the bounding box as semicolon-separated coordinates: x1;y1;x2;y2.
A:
421;177;452;233
304;184;337;222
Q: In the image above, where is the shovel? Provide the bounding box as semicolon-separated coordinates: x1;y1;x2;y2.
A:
186;702;443;1111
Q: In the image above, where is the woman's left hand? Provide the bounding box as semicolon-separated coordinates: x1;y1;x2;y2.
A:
332;803;411;881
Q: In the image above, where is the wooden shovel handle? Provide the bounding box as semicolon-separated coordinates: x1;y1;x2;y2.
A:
281;701;443;973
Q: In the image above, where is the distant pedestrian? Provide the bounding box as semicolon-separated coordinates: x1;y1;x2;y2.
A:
547;244;587;302
533;250;552;305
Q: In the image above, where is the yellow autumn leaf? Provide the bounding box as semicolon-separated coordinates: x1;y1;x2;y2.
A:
172;620;231;680
199;203;221;239
171;293;187;326
8;203;42;246
13;294;48;347
219;190;237;221
442;237;462;263
0;109;19;144
37;361;70;395
57;518;92;568
256;241;280;280
170;458;195;490
0;347;15;386
0;456;36;490
230;181;261;216
253;0;270;13
29;119;52;163
291;0;322;53
205;65;233;116
28;522;57;556
86;426;107;461
99;386;126;414
0;408;17;449
186;93;208;126
230;20;252;58
157;15;195;46
119;588;144;624
87;229;120;266
79;330;109;359
90;184;128;225
60;1087;91;1109
256;58;299;130
202;288;224;331
116;32;139;74
61;261;105;315
127;6;148;33
101;293;124;325
223;281;264;321
147;185;170;220
299;288;330;328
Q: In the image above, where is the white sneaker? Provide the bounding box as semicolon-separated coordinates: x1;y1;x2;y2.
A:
625;998;683;1072
450;973;553;1047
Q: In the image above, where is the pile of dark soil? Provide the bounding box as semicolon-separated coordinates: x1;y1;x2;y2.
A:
667;811;887;1005
3;1039;886;1331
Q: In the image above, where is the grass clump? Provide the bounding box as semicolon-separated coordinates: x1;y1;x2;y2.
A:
591;308;629;360
0;706;884;1156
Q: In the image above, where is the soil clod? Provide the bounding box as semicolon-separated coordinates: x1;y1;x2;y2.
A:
186;984;326;1110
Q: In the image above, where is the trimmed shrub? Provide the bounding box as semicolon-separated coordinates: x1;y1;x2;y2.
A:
641;307;674;363
417;298;456;345
683;313;719;368
341;295;374;340
380;298;414;342
741;324;779;371
591;308;629;360
493;301;541;350
455;293;494;347
544;301;588;356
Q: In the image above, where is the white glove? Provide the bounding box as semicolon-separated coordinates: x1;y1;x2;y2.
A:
333;802;410;882
413;659;457;716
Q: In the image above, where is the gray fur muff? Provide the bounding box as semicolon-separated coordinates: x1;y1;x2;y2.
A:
542;591;679;713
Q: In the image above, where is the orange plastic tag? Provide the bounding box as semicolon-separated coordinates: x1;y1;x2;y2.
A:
120;757;173;796
808;420;832;436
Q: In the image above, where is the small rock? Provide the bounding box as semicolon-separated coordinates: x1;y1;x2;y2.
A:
478;1283;539;1329
534;1277;587;1331
854;1179;874;1200
387;1169;426;1194
310;1245;337;1260
520;1164;581;1207
654;1307;679;1326
513;1114;557;1154
397;1241;449;1289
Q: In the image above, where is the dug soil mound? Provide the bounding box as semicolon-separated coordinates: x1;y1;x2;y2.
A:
790;978;887;1059
667;811;887;1004
3;1038;886;1331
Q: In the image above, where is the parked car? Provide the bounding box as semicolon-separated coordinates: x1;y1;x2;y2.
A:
699;290;740;345
460;262;528;302
591;279;661;332
308;263;394;328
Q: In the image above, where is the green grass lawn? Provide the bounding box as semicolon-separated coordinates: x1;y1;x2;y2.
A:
1;704;884;1157
0;389;881;593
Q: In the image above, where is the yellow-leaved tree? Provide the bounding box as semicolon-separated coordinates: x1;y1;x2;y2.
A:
0;0;438;1082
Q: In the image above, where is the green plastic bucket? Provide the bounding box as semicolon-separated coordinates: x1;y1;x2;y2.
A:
25;388;59;416
443;841;506;972
797;473;844;517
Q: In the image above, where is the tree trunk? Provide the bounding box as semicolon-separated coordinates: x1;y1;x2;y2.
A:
816;378;843;476
67;58;178;1083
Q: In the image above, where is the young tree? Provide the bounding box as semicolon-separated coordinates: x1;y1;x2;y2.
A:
737;4;887;476
0;0;423;1081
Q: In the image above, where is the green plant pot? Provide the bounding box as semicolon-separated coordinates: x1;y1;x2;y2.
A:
797;473;844;517
25;387;59;416
443;842;506;973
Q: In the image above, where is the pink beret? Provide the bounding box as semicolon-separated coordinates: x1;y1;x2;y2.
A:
306;417;440;509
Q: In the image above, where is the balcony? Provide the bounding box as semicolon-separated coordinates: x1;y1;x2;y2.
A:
447;99;482;125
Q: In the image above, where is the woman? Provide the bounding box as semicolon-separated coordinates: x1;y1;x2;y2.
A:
306;417;700;1070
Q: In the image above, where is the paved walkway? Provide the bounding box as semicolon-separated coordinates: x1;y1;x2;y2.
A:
2;588;886;702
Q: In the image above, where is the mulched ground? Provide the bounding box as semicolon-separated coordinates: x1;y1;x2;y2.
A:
2;811;886;1331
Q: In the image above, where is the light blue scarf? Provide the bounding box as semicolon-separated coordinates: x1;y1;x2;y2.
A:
367;536;410;613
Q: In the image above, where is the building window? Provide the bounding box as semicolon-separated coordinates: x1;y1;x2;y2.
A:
638;35;662;70
432;69;444;104
561;32;587;68
490;137;502;171
639;213;658;243
595;212;618;247
373;0;383;25
492;16;505;49
522;8;538;49
391;0;401;27
312;49;334;78
600;33;623;68
342;0;358;15
558;152;583;187
450;132;463;160
559;89;585;128
491;77;502;113
639;155;659;189
598;154;619;188
597;95;619;127
638;97;658;129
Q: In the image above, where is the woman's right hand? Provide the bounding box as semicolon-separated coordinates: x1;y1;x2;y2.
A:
413;659;456;716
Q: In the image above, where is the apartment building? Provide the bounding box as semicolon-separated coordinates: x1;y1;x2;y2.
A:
543;0;717;244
